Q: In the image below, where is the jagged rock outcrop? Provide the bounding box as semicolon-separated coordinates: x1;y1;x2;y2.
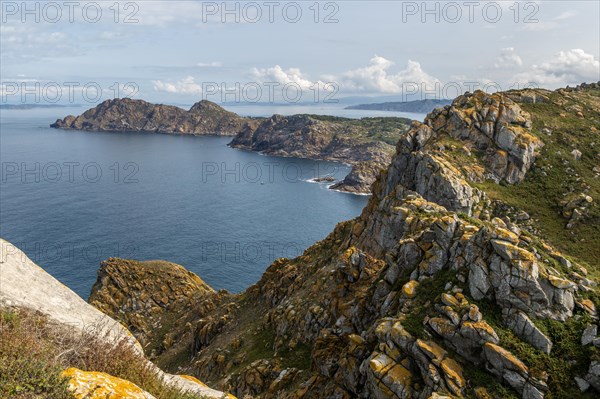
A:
51;98;256;135
0;238;234;399
330;161;386;194
89;258;217;352
373;90;543;216
425;91;542;184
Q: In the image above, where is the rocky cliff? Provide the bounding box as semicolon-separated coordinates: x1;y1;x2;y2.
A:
229;114;412;193
51;98;256;136
88;257;230;363
86;84;600;399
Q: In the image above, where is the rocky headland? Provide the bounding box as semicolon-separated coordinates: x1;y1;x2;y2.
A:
228;114;412;193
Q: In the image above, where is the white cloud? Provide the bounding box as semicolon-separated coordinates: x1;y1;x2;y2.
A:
250;65;322;90
152;76;203;94
515;49;600;87
249;57;440;96
335;56;440;94
494;48;523;69
554;10;577;20
197;61;223;68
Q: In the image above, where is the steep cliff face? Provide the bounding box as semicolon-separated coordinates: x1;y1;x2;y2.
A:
87;85;600;399
51;98;256;136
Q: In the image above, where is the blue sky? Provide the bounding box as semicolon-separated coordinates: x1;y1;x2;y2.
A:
1;0;599;104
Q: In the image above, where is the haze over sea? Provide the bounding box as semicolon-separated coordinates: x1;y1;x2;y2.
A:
0;104;423;298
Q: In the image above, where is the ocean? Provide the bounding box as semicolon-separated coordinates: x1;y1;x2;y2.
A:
0;105;414;298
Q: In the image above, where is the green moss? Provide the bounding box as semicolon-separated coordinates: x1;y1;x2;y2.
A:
476;300;598;399
401;269;459;338
463;363;519;399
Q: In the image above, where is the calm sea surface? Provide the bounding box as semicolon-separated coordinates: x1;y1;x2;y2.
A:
0;106;397;298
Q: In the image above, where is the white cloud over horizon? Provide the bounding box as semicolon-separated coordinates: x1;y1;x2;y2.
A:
514;49;600;87
493;48;523;69
150;49;599;99
152;76;203;94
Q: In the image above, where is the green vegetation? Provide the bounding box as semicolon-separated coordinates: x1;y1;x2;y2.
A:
401;269;459;338
0;309;200;399
476;300;598;399
308;114;413;145
475;88;600;274
244;324;312;371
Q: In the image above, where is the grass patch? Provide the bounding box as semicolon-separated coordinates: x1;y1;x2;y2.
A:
0;308;200;399
401;269;459;338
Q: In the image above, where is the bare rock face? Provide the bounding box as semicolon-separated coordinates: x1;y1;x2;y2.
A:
62;368;157;399
426;91;543;184
376;91;543;216
503;310;553;354
51;98;255;136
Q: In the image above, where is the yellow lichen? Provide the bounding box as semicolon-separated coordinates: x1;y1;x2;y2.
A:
402;280;419;298
61;368;152;399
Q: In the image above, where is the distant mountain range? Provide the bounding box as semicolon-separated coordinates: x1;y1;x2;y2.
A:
345;98;452;113
0;104;74;110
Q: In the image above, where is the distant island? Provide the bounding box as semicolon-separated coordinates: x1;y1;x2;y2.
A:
51;99;413;194
346;98;452;113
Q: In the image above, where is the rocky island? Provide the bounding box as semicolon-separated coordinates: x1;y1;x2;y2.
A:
346;98;452;113
51;100;413;194
51;98;257;136
11;83;599;398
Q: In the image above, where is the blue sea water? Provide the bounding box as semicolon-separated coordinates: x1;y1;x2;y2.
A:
0;107;371;298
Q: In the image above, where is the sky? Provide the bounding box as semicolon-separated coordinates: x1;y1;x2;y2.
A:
1;0;599;105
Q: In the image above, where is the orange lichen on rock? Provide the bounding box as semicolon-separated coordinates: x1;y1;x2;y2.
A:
61;367;155;399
